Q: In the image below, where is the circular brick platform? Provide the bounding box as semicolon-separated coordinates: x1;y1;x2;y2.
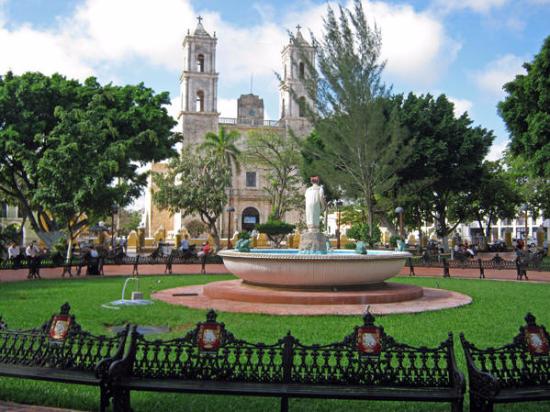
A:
203;280;424;304
152;280;472;315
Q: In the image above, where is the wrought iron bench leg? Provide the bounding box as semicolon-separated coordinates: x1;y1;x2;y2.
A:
280;396;289;412
452;398;463;412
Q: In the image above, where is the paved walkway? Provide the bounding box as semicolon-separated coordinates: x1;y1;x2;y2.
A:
0;402;80;411
0;262;549;283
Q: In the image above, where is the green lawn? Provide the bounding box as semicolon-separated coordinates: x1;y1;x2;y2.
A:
0;274;549;411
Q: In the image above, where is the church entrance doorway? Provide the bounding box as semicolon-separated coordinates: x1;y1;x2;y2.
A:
241;207;260;231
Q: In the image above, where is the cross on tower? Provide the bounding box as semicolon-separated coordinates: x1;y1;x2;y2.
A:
296;24;302;32
197;15;203;24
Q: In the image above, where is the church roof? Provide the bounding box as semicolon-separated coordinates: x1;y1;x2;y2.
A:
193;16;211;37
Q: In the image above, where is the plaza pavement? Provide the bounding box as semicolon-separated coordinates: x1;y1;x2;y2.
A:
0;260;549;283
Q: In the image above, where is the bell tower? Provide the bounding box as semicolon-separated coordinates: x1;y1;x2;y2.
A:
180;17;219;146
279;25;314;137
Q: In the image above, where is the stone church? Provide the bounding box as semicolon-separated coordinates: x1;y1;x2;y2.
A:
144;18;314;240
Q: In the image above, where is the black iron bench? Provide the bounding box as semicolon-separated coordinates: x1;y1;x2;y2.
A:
461;313;550;412
0;303;128;412
109;310;465;411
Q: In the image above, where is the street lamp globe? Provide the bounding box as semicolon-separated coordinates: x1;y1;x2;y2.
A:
395;206;404;215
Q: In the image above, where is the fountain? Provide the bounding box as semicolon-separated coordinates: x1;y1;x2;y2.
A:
154;177;471;315
218;176;411;291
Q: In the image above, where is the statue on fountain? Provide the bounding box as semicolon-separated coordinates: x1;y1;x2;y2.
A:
300;176;329;254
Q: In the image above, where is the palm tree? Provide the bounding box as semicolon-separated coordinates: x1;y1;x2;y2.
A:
201;127;241;175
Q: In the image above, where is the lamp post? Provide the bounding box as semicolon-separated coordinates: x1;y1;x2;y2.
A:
226;206;235;249
335;200;343;249
395;206;404;239
111;204;119;250
520;203;529;240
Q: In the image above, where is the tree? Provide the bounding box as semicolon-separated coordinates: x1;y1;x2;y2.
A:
152;146;230;251
185;219;207;238
0;71;178;255
457;161;521;247
117;209;143;237
201;127;242;174
499;35;550;179
295;0;410;239
504;152;549;215
392;93;494;250
244;130;302;220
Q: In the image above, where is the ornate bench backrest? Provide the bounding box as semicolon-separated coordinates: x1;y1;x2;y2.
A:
0;303;127;372
290;312;456;387
125;310;459;389
129;310;286;383
461;313;550;388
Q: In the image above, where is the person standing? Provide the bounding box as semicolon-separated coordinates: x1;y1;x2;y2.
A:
8;242;21;269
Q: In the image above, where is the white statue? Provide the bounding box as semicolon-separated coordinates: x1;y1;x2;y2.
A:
305;176;326;231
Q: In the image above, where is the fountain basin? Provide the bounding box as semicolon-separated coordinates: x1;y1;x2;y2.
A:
217;249;411;288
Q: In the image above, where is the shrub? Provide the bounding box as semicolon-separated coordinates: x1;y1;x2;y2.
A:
347;223;381;247
255;220;296;248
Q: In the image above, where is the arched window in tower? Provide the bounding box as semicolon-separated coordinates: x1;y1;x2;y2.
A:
299;62;305;79
298;96;306;117
196;90;205;112
197;54;205;72
284;65;287;80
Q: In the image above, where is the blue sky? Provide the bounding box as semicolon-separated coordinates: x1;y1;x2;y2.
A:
1;0;549;160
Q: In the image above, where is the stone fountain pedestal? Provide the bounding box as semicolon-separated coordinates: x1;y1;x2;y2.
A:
299;230;328;253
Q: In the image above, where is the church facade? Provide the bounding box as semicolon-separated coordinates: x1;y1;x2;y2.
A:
143;18;314;240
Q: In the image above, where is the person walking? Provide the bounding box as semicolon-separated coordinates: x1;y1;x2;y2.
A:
25;241;41;279
199;242;211;274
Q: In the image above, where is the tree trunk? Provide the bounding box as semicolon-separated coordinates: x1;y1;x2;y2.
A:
66;234;73;263
208;221;221;252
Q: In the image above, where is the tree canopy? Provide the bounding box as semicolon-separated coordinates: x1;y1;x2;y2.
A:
0;71;178;247
392;93;494;248
499;35;550;179
295;0;410;237
152;146;230;251
244;130;302;220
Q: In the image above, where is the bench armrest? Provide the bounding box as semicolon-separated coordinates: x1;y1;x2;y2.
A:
468;367;500;398
460;333;500;398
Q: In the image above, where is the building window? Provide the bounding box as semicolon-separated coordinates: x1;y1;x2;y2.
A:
196;90;205;112
246;171;257;188
0;203;7;218
197;54;205;72
298;96;306;117
299;62;305;79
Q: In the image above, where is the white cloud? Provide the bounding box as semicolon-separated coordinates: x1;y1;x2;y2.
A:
486;140;507;161
0;0;458;95
64;0;195;71
0;24;95;79
448;97;473;117
282;1;460;85
218;98;237;118
361;1;460;84
431;0;509;14
473;54;526;98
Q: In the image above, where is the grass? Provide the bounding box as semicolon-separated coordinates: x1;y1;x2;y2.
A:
0;274;549;411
